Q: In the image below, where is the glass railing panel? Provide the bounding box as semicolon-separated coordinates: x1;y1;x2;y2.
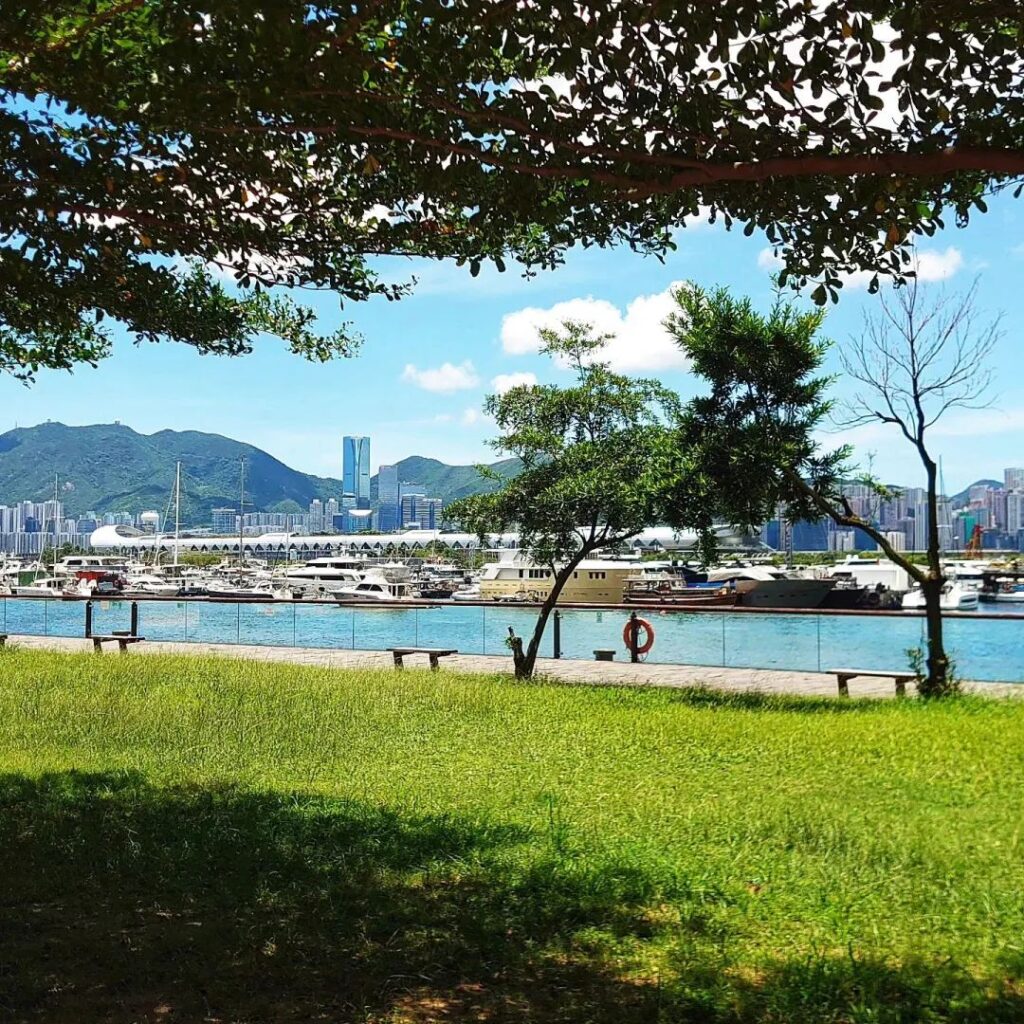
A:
415;603;487;655
723;612;821;673
2;597;51;637
352;606;418;651
294;602;354;649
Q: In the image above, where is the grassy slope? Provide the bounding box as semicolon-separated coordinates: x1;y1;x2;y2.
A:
0;650;1022;1023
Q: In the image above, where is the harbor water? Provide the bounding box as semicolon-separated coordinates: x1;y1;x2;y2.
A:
2;597;1022;684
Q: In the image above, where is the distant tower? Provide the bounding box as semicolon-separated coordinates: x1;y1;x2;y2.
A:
342;436;371;507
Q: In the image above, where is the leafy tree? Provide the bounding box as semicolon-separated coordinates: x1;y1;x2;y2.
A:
666;282;996;697
3;3;1022;377
448;322;684;679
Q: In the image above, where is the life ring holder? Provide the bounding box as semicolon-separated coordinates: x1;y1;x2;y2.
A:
623;616;655;657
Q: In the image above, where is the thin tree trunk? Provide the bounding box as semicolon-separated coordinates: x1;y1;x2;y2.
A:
513;551;589;679
921;459;950;696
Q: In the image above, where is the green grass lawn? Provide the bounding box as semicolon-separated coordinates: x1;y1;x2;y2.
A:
1;649;1022;1023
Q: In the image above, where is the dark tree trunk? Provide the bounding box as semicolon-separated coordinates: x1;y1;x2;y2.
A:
509;551;589;679
920;458;951;696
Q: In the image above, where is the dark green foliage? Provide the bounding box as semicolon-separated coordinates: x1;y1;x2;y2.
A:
3;3;1023;376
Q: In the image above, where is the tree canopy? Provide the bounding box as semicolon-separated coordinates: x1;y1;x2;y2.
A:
448;320;683;676
3;1;1021;376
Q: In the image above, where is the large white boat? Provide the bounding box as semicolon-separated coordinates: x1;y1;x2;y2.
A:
53;555;130;578
279;556;367;596
901;580;979;611
123;572;181;597
477;552;640;604
332;571;414;603
12;576;73;597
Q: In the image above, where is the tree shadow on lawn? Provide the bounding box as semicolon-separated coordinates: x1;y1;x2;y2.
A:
0;770;1019;1023
665;686;914;714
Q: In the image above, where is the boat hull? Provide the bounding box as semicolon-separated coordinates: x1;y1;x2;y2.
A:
734;579;834;609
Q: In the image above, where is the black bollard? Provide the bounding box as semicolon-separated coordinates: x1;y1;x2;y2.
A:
553;610;561;659
130;602;139;637
84;600;93;638
629;610;639;663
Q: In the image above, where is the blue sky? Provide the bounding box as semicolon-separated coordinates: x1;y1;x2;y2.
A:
1;192;1021;492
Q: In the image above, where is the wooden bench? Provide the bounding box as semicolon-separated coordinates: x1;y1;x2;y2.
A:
388;647;457;671
90;634;146;654
829;668;915;697
593;648;617;662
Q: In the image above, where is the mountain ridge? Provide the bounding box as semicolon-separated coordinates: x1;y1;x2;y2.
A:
0;422;517;523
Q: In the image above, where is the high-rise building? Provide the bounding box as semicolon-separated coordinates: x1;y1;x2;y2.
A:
211;507;237;534
342;436;371;506
377;463;400;532
1007;492;1024;534
1005;468;1024;491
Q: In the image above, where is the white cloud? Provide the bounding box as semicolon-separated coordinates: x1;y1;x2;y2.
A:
491;371;538;394
461;407;487;427
401;360;479;393
500;282;689;372
914;247;964;282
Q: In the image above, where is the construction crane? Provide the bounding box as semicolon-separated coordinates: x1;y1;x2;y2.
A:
965;524;984;558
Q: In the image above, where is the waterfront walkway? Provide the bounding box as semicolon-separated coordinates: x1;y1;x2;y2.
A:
6;634;1022;698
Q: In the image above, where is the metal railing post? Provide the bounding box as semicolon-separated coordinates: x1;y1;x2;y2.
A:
721;613;726;667
84;600;93;638
816;614;822;672
130;601;139;637
236;601;240;644
629;610;639;664
553;610;561;659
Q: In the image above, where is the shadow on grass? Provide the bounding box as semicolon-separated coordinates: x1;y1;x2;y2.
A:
664;686;901;714
0;770;1019;1023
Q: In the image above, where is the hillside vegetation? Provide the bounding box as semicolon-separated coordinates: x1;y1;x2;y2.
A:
1;649;1022;1023
0;422;518;522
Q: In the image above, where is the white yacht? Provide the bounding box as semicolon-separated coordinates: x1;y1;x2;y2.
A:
279;556;367;597
53;555;130;578
12;576;73;597
332;571;414;603
124;572;181;597
901;580;979;611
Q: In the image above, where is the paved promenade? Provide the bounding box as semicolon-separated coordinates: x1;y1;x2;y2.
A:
5;634;1021;699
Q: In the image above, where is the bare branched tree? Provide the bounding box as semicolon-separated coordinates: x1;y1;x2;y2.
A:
837;276;1001;694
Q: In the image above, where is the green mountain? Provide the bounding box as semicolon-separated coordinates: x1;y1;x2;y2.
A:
0;422;517;525
370;455;521;504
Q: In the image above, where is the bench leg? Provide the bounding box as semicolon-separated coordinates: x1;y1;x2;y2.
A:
429;654;440;671
837;674;850;697
92;638;102;654
392;653;404;670
895;678;907;697
118;640;129;654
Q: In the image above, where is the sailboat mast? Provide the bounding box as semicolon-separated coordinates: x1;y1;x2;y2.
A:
52;472;58;564
238;456;246;565
173;461;181;567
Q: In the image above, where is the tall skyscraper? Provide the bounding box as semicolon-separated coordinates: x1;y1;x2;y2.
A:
1005;468;1024;491
342;436;371;506
377;463;400;532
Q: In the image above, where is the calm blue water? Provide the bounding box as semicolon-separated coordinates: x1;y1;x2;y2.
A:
2;597;1021;684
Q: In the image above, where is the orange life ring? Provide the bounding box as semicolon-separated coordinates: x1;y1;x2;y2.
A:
623;616;655;655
